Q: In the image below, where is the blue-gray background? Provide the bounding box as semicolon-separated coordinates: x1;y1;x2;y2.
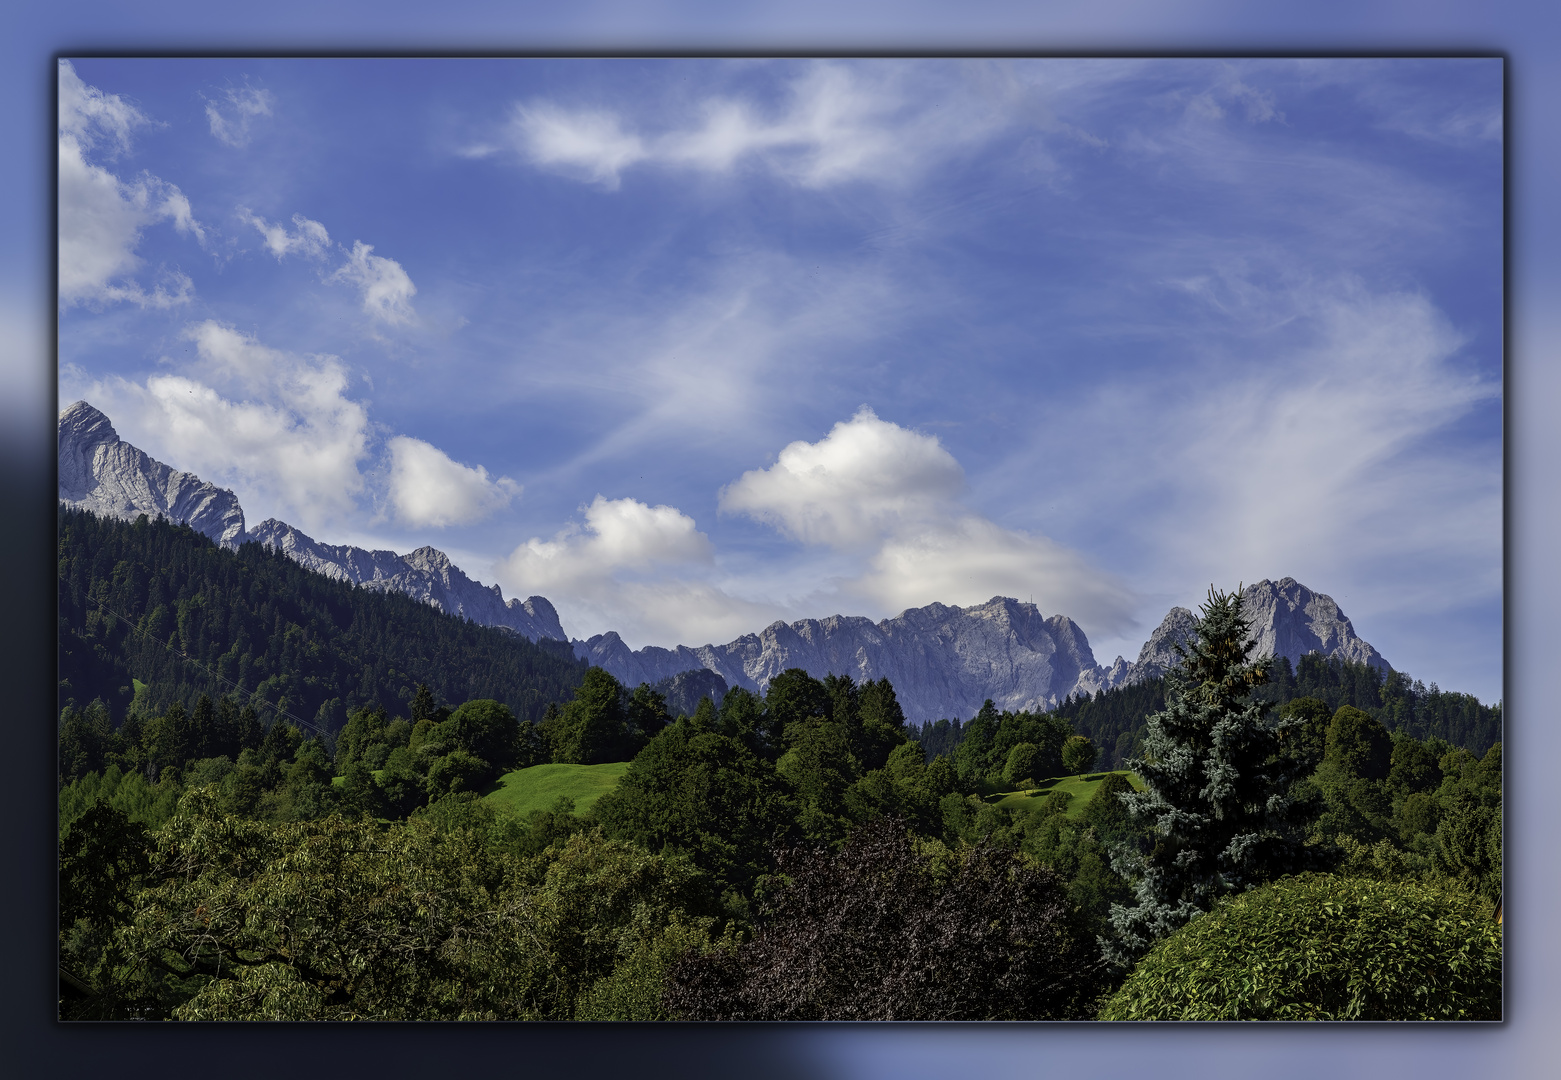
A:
4;2;1552;1076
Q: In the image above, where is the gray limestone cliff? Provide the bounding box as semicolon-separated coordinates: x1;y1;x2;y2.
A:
58;400;246;548
245;518;566;643
576;596;1109;723
59;401;565;644
576;581;1393;724
1238;577;1391;673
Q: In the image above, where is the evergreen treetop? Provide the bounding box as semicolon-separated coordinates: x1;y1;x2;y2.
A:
1103;585;1328;968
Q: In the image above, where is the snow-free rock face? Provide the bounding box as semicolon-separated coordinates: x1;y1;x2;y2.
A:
1132;606;1201;681
59;401;567;644
245;518;567;643
578;596;1112;723
1239;578;1392;673
58;400;247;548
576;582;1394;724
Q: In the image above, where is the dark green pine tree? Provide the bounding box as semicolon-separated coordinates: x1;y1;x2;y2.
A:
1102;586;1328;968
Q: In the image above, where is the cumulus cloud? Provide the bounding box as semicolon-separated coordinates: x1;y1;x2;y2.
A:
722;408;1139;633
64;320;372;533
495;495;779;645
387;436;519;528
58;61;205;308
720;406;964;548
498;61;1015;190
238;208;330;260
205;84;275;148
502;495;713;589
331;240;417;324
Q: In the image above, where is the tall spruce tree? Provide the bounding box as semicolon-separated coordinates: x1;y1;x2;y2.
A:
1102;586;1327;968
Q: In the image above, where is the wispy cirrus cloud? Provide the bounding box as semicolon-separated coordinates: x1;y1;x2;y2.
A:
473;61;1030;190
204;83;275;148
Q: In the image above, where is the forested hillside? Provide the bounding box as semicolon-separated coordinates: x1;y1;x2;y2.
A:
57;507;586;733
1036;652;1501;770
55;526;1501;1021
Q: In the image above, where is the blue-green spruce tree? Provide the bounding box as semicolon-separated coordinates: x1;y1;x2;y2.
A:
1102;586;1328;967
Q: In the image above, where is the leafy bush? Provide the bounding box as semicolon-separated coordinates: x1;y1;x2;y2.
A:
664;816;1104;1020
1098;873;1501;1020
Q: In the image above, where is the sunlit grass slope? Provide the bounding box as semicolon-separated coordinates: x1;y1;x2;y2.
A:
484;761;631;818
988;770;1145;818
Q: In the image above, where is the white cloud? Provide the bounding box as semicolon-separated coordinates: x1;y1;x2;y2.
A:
64;321;373;533
502;495;713;589
722;407;1140;633
331;240;417;324
58;61;204;308
508;104;647;188
205;84;275;148
387;436;519;528
495;495;778;645
719;406;964;548
858;516;1141;631
501;61;1017;190
1166;284;1498;597
238;208;330;260
57;59;154;155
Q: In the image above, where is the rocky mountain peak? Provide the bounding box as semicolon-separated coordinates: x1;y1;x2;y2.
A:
59;400;247;548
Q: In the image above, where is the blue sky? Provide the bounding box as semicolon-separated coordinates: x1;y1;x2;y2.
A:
56;56;1503;701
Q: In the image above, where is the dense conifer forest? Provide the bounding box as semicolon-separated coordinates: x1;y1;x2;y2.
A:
57;507;587;734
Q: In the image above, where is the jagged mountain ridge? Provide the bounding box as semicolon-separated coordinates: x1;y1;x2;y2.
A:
575;583;1391;723
58;400;1395;721
58;401;565;644
575;597;1110;719
244;519;566;643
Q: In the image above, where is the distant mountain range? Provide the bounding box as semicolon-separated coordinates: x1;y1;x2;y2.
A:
58;400;1393;722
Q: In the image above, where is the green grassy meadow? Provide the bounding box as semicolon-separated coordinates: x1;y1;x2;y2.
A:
987;770;1145;818
484;761;631;818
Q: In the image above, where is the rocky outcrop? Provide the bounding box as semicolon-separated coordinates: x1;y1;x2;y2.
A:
1131;606;1201;682
578;596;1111;722
1239;577;1391;673
578;582;1393;724
58;401;566;644
245;518;567;643
652;668;730;717
58;400;246;548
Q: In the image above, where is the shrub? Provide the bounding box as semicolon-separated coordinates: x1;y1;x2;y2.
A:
664;816;1104;1020
1098;873;1501;1021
